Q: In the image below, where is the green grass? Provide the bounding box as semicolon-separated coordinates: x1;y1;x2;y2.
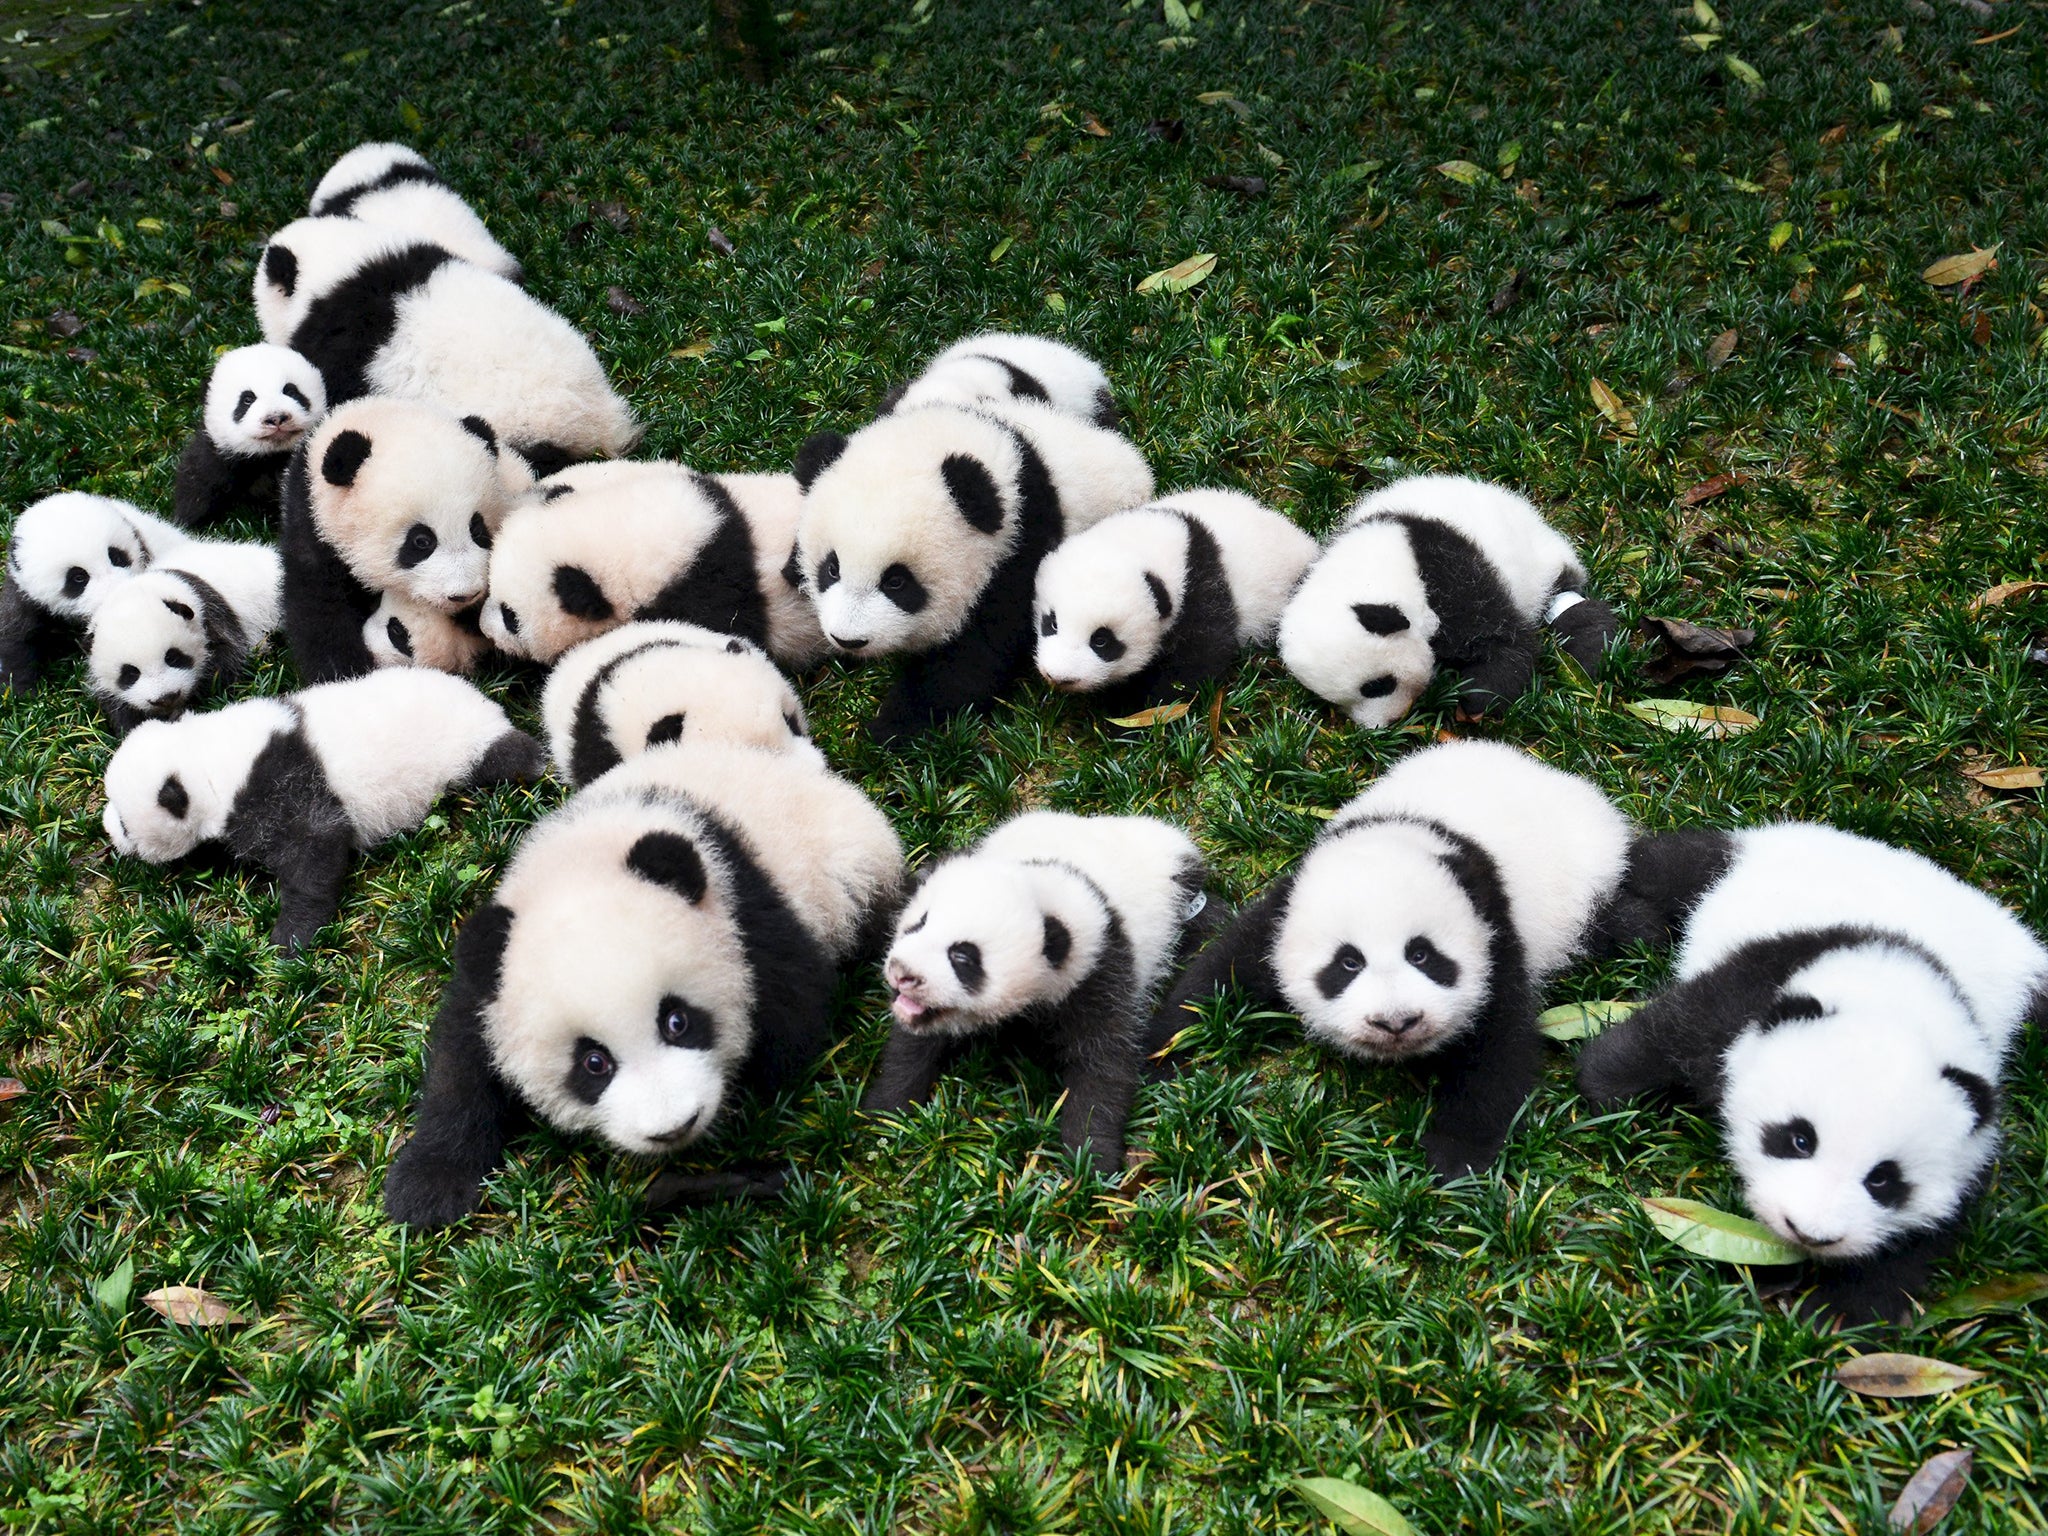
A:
3;0;2048;1530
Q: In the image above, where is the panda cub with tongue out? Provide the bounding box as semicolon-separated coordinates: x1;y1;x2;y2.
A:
866;810;1215;1175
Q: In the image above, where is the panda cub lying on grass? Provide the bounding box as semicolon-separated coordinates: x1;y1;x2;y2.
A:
1578;821;2048;1324
173;344;328;528
866;811;1221;1175
102;669;541;951
308;141;523;282
383;740;904;1229
882;331;1120;427
0;493;188;691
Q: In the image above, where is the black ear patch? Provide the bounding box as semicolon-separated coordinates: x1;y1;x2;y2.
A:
1144;572;1173;619
1353;603;1410;636
625;830;708;904
458;415;498;453
645;713;685;747
1042;915;1072;969
157;774;190;818
263;244;299;297
1760;993;1826;1029
162;598;195;621
552;566;614;621
793;431;848;491
1941;1065;1996;1132
322;429;373;487
940;454;1004;534
725;637;747;654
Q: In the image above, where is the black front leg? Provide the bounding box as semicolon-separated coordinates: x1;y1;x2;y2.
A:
1591;830;1738;952
860;1027;955;1114
0;574;59;693
172;431;244;528
872;622;1026;744
1419;985;1543;1180
1572;991;1698;1107
95;693;153;738
1056;1055;1140;1175
1547;596;1619;678
1454;626;1540;715
1140;881;1291;1075
467;729;546;787
644;1162;791;1210
1804;1219;1965;1328
265;827;357;951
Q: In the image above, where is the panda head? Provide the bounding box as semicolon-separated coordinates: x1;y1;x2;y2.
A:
1033;509;1187;691
792;408;1024;656
86;572;213;721
102;717;231;862
204;343;327;459
1722;944;2000;1260
1277;520;1437;728
883;855;1105;1036
1271;821;1492;1061
254;215;429;343
301;399;511;614
6;492;157;621
597;640;809;769
363;590;485;673
309;141;435;214
484;804;759;1155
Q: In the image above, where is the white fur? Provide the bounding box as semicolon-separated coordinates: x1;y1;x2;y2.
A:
1033;488;1317;690
796;400;1154;655
86;538;282;720
202;344;327;459
102;697;297;860
363;591;491;674
1272;740;1632;1060
894;332;1112;422
255;216;638;460
718;471;829;668
308;142;521;280
6;493;189;621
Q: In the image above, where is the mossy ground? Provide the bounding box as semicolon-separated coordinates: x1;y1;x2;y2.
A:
2;1;2046;1531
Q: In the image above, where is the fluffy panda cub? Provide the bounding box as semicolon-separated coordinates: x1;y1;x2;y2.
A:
792;399;1155;741
86;537;283;732
869;812;1213;1174
102;669;542;950
363;591;493;675
254;215;638;474
172;344;329;528
381;741;905;1229
541;621;816;788
1033;488;1319;712
1;493;190;690
281;398;532;683
1577;822;2048;1324
308;142;521;281
1150;740;1636;1179
481;462;827;668
884;332;1118;427
1278;475;1618;727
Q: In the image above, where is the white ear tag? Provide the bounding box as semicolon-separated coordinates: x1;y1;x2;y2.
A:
1545;590;1587;624
1184;890;1208;921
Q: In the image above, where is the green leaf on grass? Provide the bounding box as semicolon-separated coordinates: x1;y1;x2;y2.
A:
1136;253;1216;294
1835;1352;1985;1398
1435;159;1486;186
1642;1196;1805;1265
93;1256;135;1312
1626;699;1759;737
1724;54;1762;89
1536;1000;1639;1041
1911;1273;2048;1332
1294;1478;1416;1536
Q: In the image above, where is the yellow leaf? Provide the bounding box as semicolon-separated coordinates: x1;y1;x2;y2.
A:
1107;701;1191;728
1834;1352;1985;1399
1435;159;1486;186
1769;221;1794;252
1626;699;1760;736
142;1286;248;1326
1536;1000;1639;1042
1922;245;2000;286
668;339;712;358
1961;764;2043;792
135;217;165;233
1692;0;1719;27
1589;377;1637;434
1136;252;1217;294
1969;579;2048;613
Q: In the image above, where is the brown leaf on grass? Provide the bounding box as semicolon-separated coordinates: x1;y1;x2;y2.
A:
706;224;737;256
1835;1352;1985;1398
1959;764;2043;792
142;1286;247;1326
1889;1449;1972;1533
1921;246;1998;286
1202;174;1268;198
1678;471;1746;506
604;286;646;317
1640;617;1758;684
1487;269;1524;316
1589;377;1637;433
1968;311;1991;347
1820;123;1848;145
1705;328;1740;368
1080;111;1111;137
46;310;83;338
212;166;235;186
1913;1273;2048;1330
1206;688;1224;747
0;1078;24;1106
1969;580;2048;613
1107;701;1192;728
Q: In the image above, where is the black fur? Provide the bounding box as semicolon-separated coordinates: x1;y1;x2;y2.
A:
1585;829;1740;954
172;429;288;528
220;720;359;950
568;638;673;786
634;476;770;645
965;352;1049;402
0;569;64;691
1547;590;1619;677
469;728;546;788
1096;512;1242;715
793;430;848;491
285;241;454;407
1382;512;1536;715
1143;879;1293;1068
93;569;254;735
279;448;379;683
311;159;445;218
552;566;614;621
517;442;576;480
1091;388;1122;430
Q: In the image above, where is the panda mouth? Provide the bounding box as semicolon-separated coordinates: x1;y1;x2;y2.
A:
890;990;953;1031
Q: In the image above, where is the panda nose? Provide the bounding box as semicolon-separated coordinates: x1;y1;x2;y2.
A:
262;410;295;429
648;1110;703;1147
447;589;483;608
152;690;186;711
832;634;870;651
1784;1220;1839;1249
1369;1013;1425;1038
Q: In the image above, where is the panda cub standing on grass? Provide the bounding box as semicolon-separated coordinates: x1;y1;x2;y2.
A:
867;811;1218;1175
308;142;522;282
86;535;282;733
541;621;816;788
382;741;904;1229
1150;740;1638;1180
172;344;328;528
1577;821;2048;1324
1032;488;1319;713
792;398;1155;741
102;669;542;951
0;493;189;690
1278;474;1618;727
883;332;1119;427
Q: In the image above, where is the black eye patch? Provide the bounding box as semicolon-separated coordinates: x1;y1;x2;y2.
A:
497;604;520;636
397;524;438;569
645;713;684;747
1353;603;1410;635
385;616;413;657
947;941;986;993
553;565;613;621
117;664;140;689
1089;627;1126;662
879;562;928;614
1761;1117;1818;1160
542;483;575;502
470;512;493;550
162;598;194;621
164;648;194;670
657;993;716;1051
1862;1159;1912;1210
1039;610;1057;637
107;546;132;568
1403;936;1460;988
282;382;311;410
263;243;298;297
62;566;90;599
231;389;258;424
1144;572;1173;619
1314;943;1365;999
1359;675;1398;700
157;774;190;818
565;1036;615;1104
816;551;841;592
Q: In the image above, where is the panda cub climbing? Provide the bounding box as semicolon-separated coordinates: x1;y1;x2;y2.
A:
363;591;492;675
541;621;816;788
86;536;283;732
281;398;531;683
382;742;904;1229
1033;488;1318;712
308;142;521;281
884;332;1118;427
172;344;329;528
792;399;1155;741
102;669;542;950
1150;740;1636;1179
1;493;189;691
1577;821;2048;1324
868;812;1215;1175
1278;475;1617;727
482;463;826;668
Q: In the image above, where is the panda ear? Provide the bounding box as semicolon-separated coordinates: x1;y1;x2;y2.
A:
263;244;299;298
1759;993;1826;1029
1353;603;1410;636
793;431;848;491
1940;1065;1996;1132
162;598;195;621
458;415;499;454
1144;572;1173;619
940;454;1004;534
322;429;373;487
1042;914;1072;969
779;542;804;589
157;774;190;818
552;566;615;621
626;830;708;904
877;381;910;414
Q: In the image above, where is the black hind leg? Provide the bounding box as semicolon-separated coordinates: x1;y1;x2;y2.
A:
0;575;59;693
469;729;546;787
1548;596;1619;678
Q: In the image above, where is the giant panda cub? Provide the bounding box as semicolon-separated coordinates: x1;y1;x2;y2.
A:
172;344;329;528
102;669;542;950
883;332;1119;427
792;399;1155;741
481;462;827;668
86;536;283;733
1577;821;2048;1324
281;398;532;683
540;621;817;788
1033;488;1319;712
308;142;521;282
254;215;638;473
868;811;1213;1174
1149;740;1636;1180
363;591;493;675
1277;475;1618;727
1;493;189;690
381;741;905;1229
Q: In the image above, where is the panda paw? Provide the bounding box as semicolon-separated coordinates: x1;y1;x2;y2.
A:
1421;1128;1501;1183
382;1146;489;1229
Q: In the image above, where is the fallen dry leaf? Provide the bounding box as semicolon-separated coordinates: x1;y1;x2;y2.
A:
1959;764;2043;792
1626;698;1760;737
46;310;83;339
1488;269;1525;315
142;1286;248;1327
605;286;646;317
1080;111;1111;137
1913;1273;2048;1331
1922;246;1999;287
706;224;737;256
1136;252;1217;294
669;339;712;359
1889;1448;1972;1533
1589;377;1637;434
1969;580;2048;613
1107;701;1192;728
1704;328;1739;369
1678;471;1746;506
1836;1352;1985;1399
1640;616;1758;685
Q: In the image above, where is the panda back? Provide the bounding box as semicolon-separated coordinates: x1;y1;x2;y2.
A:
1348;475;1583;622
993;400;1154;537
1167;489;1320;643
161;539;284;639
294;670;514;843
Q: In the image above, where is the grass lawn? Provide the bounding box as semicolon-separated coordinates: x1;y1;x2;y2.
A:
3;0;2047;1529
